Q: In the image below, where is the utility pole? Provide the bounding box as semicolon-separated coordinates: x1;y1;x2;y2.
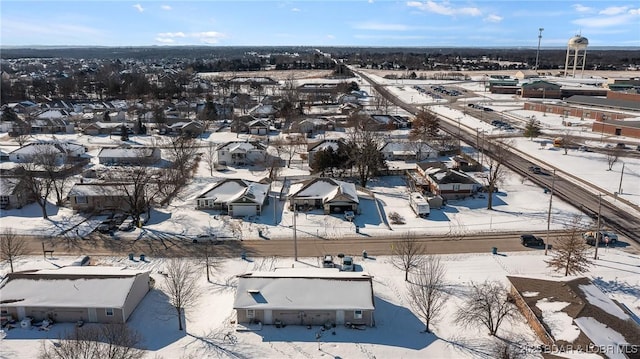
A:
544;169;556;255
618;162;625;194
594;194;602;260
293;202;298;261
535;28;544;70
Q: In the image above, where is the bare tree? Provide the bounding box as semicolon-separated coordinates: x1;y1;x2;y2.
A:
606;148;620;171
163;258;202;331
345;119;386;188
483;139;513;210
492;339;526;359
18;161;54;219
202;141;217;176
111;167;162;227
406;256;447;333
409;108;439;141
38;324;145;359
545;216;593;276
454;280;517;336
0;228;27;273
32;145;75;206
391;234;425;281
202;241;221;282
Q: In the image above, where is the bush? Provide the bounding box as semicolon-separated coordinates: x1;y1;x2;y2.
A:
388;212;405;225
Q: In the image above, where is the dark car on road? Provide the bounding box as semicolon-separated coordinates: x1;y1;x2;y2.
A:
520;234;544;247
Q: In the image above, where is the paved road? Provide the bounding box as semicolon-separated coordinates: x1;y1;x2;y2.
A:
21;232;640;260
353;69;640;246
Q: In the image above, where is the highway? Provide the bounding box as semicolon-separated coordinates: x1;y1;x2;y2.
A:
353;69;640;246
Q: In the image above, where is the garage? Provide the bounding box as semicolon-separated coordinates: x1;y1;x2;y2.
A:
230;204;257;217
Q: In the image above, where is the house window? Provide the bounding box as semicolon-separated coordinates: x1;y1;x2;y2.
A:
105;308;114;316
453;184;461;191
75;196;87;204
246;309;255;318
354;310;363;319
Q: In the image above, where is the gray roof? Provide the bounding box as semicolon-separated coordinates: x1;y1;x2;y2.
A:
565;95;640;111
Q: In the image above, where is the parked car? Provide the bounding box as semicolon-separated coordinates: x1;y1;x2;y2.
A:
520;234;544;247
192;234;221;244
97;220;115;234
322;255;334;268
71;255;90;266
583;231;618;246
344;210;355;222
341;256;355;271
118;216;135;231
615;143;626;149
528;166;542;174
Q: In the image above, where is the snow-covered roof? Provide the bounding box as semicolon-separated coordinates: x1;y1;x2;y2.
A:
197;179;270;205
98;147;157;158
0;266;148;309
234;269;374;311
289;178;359;203
9;141;85;156
217;141;265;152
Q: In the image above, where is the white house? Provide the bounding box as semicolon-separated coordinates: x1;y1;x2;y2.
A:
288;177;359;214
379;141;436;161
195;178;271;217
233;268;375;327
9;142;87;163
216;141;267;166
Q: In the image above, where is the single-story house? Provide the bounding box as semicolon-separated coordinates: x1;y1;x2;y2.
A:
307;139;345;165
246;118;271;135
379;141;436;161
0;266;151;324
0;177;32;209
166;121;204;137
216;141;267;166
82;121;130;136
421;167;481;200
234;268;375;327
67;182;134;212
195;178;271;217
288;177;359;214
8;142;87;163
297;117;334;135
98;147;161;166
248;104;278;119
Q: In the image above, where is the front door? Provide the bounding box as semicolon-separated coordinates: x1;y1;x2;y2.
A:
17;307;25;320
264;310;272;325
88;308;97;322
336;310;345;325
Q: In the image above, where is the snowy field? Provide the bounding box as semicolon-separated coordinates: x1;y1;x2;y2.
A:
1;248;639;359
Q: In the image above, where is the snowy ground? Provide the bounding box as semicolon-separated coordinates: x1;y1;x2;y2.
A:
1;248;639;359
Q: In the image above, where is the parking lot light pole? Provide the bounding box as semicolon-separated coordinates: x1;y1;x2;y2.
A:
545;169;556;255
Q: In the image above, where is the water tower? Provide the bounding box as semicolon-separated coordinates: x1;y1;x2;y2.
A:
563;35;588;77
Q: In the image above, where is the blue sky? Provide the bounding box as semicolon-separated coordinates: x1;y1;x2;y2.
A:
1;1;639;47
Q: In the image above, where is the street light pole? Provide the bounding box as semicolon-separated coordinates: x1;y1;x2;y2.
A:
594;194;602;260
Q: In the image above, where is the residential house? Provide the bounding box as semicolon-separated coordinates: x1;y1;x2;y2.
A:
9;142;87;163
82;121;128;135
195;178;270;217
97;147;161;166
234;268;375;327
248;104;278;119
0;177;32;209
167;121;204;137
296;117;334;135
420;166;481;200
0;266;151;324
369;114;410;129
288;177;359;214
216;141;267;166
246;118;271;135
67;183;134;212
307;139;345;166
379;141;436;161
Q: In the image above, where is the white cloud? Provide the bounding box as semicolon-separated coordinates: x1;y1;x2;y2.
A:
406;1;481;16
572;14;635;27
599;6;627;15
161;5;172;11
326;34;335;39
157;32;186;38
132;4;144;13
291;7;301;12
155;37;175;44
353;22;409;31
192;31;226;44
572;4;593;13
483;14;503;23
630;8;640;15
